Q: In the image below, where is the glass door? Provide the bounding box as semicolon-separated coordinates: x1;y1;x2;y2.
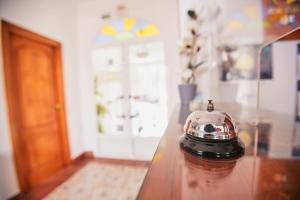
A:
128;41;168;137
92;40;168;159
92;46;127;135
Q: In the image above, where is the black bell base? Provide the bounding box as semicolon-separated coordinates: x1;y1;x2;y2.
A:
179;134;244;159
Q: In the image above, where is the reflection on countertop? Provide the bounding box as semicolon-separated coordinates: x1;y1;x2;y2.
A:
138;103;300;200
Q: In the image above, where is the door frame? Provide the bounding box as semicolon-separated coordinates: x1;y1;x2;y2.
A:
1;20;71;191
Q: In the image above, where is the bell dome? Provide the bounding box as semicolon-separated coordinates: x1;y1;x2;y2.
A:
184;101;237;140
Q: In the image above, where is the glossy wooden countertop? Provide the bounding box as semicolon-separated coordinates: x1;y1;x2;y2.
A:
137;103;300;200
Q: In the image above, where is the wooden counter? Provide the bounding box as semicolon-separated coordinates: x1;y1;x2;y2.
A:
137;104;300;200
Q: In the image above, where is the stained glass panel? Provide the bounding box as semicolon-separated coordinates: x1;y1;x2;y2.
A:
96;18;160;43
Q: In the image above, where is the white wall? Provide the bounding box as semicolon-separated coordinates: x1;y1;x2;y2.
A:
0;0;83;198
178;0;264;45
77;0;180;154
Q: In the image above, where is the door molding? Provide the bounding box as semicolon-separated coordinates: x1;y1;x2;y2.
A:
1;20;71;191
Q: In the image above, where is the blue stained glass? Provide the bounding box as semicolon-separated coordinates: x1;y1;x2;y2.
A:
112;19;124;32
131;19;148;33
230;12;248;22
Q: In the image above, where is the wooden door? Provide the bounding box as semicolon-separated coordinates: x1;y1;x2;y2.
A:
1;21;70;191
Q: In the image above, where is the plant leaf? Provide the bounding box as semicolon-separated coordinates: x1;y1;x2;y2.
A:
193;61;205;69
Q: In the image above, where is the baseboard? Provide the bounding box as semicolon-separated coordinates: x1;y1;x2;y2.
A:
72;151;94;163
93;157;150;167
73;152;149;167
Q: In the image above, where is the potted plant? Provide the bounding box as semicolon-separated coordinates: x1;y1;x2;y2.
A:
94;76;108;133
178;9;206;104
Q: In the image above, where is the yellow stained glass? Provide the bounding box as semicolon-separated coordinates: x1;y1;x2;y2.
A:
102;25;117;36
135;24;160;37
244;5;258;20
124;17;136;31
98;18;160;42
227;20;243;29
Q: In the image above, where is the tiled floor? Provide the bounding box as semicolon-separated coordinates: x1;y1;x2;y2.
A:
10;156;149;200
